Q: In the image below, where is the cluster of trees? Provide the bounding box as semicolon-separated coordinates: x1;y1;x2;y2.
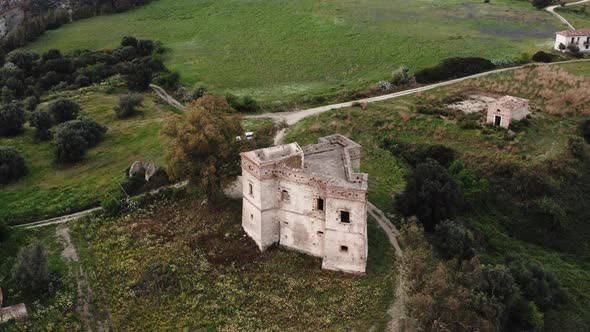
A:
414;57;496;84
0;36;163;111
403;220;569;331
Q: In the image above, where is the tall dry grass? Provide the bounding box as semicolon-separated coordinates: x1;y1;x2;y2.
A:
462;65;590;115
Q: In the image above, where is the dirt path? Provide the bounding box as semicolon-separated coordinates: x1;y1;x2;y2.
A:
56;224;104;332
546;0;590;30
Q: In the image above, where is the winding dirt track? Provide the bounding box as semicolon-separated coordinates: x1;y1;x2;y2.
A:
546;0;590;30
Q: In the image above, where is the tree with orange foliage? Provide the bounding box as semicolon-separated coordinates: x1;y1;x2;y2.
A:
163;95;242;202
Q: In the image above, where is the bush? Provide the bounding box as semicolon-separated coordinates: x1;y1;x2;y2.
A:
0;146;27;184
449;160;488;208
121;36;139;48
532;0;552;8
568;136;586;160
12;241;51;297
74;74;91;87
391;66;411;85
0;221;9;243
578;118;590;143
0;102;25;136
29;110;53;140
532;51;553;63
414;57;496;83
506;255;569;311
24;95;39;111
114;93;144;118
395;159;463;231
126;62;153;91
48;98;81;123
433;220;476;260
226;93;260;113
53;116;107;163
153;71;180;91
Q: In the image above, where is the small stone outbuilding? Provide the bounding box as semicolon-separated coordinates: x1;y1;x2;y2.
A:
240;135;368;274
486;95;530;129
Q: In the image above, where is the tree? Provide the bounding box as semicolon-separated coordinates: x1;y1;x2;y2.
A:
396;159;463;231
433;220;476;260
0;146;27;184
391;65;411;85
163;95;242;202
114;93;144;118
532;51;553;63
13;241;50;297
29;110;54;140
0;102;25;137
53;116;108;163
226;93;260;113
121;36;139;48
558;43;566;51
48;98;81;123
532;0;551;8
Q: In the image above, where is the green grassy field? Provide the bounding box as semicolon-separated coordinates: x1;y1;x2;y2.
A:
24;0;562;103
555;4;590;29
0;83;174;224
70;197;397;330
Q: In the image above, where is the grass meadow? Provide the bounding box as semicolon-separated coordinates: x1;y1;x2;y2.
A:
555;4;590;30
0;82;174;225
24;0;562;103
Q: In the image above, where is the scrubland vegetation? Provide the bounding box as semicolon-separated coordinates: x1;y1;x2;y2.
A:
285;62;590;330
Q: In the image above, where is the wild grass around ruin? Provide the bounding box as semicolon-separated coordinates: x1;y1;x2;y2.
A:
69;196;397;331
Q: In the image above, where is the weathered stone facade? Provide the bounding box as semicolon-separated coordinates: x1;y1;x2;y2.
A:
486;95;530;129
241;135;368;274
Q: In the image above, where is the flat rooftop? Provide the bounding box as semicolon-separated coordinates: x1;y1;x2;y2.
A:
304;145;347;181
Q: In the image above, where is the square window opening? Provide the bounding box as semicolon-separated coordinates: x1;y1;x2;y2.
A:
317;198;324;211
340;245;349;253
340;210;350;223
281;189;290;201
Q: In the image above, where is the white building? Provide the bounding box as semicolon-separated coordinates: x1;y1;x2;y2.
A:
240;135;368;274
555;29;590;52
486;95;530;129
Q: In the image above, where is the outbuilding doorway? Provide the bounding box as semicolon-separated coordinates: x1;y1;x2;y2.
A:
494;115;502;126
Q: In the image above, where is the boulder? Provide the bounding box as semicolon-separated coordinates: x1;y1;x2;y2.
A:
128;161;160;181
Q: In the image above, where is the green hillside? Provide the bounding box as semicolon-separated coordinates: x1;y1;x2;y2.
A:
24;0;562;102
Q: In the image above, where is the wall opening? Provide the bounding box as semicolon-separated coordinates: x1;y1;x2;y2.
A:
494;115;502;126
340;210;351;223
317;198;324;211
317;231;324;235
281;190;290;201
340;245;349;253
248;183;253;196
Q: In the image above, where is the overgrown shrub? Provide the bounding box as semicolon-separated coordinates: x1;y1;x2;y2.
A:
0;102;25;136
391;66;411;85
53;116;108;163
48;98;81;123
126;62;153;91
532;51;553;63
154;71;180;91
29;110;54;140
414;57;496;83
380;136;457;168
114;94;144;118
578;118;590;143
226;93;260;113
532;0;552;9
0;146;27;184
433;220;476;260
449;160;489;208
532;196;567;232
12;241;51;297
396;159;463;231
568;136;586;160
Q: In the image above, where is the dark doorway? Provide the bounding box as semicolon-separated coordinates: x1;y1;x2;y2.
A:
494;115;502;126
317;198;324;211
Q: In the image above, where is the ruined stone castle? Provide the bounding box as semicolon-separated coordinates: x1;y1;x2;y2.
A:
240;135;368;274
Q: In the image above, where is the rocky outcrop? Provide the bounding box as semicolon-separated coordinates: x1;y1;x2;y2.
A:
129;161;159;181
0;0;25;38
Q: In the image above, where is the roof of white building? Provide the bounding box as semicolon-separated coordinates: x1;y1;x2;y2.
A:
495;95;529;109
556;28;590;37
